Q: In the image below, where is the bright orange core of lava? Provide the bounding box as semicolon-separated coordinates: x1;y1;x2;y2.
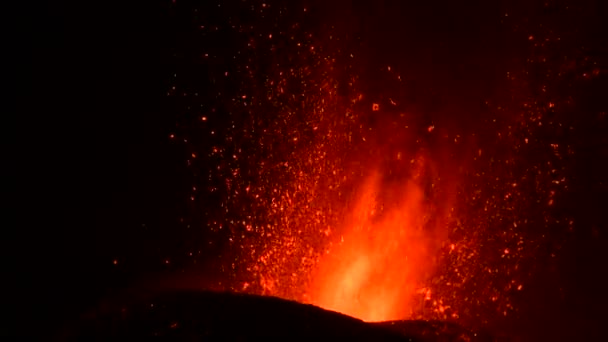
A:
309;167;437;321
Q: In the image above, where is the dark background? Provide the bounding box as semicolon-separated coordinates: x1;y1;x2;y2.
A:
15;0;607;340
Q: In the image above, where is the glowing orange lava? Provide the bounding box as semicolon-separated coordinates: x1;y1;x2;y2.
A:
308;160;440;322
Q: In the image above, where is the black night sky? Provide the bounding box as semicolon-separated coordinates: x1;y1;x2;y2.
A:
16;0;607;340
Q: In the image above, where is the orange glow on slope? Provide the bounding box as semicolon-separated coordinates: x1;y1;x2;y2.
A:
309;162;438;322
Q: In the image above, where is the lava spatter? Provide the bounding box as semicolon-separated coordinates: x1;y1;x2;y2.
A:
165;0;595;335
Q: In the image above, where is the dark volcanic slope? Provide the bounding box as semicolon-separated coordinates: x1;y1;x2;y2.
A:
58;290;410;341
373;320;494;342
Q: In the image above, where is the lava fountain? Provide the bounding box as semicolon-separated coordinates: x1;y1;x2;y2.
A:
164;1;580;334
309;166;437;321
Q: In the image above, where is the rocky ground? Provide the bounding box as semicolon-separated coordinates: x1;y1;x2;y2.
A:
57;290;491;341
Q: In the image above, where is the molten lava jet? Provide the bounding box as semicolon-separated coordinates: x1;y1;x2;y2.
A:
308;153;447;322
311;175;426;321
